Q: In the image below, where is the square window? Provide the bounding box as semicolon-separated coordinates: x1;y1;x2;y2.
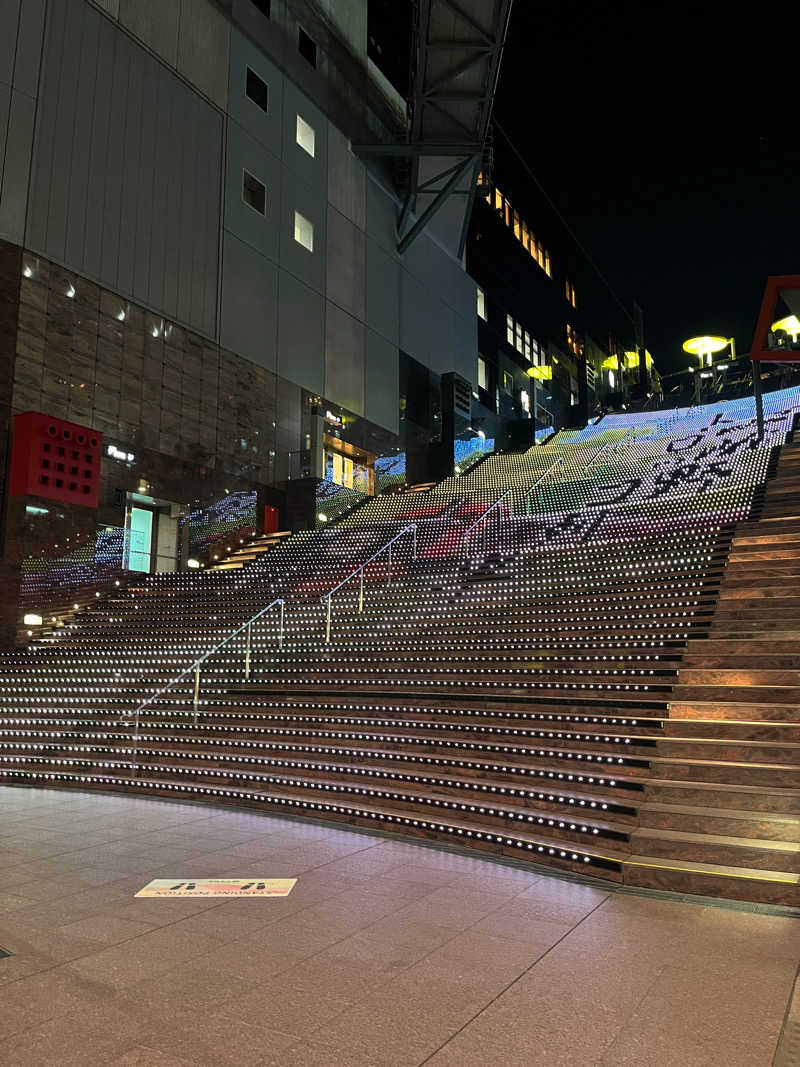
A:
246;67;269;114
243;170;266;215
294;210;314;252
298;26;317;68
296;114;315;157
477;356;488;392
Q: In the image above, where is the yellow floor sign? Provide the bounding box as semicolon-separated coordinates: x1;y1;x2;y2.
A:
135;878;297;898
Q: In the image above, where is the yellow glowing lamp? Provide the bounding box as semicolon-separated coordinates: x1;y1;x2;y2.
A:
771;315;800;341
623;350;653;370
682;335;729;366
526;364;552;381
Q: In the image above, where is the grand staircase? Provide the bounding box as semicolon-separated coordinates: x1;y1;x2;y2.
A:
2;391;800;905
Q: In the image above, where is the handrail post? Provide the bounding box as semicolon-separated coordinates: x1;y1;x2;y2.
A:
244;620;252;680
279;601;284;648
192;664;201;724
325;595;332;644
358;569;364;613
132;708;140;777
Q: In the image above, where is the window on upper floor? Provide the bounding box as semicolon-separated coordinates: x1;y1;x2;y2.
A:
476;286;486;320
294;210;314;252
477;356;489;392
296;114;316;158
242;170;266;215
566;323;584;358
479;175;552;278
506;314;514;347
246;67;269;114
299;26;317;68
565;278;577;308
503;370;513;392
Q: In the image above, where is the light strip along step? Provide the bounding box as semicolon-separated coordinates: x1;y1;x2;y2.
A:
0;768;628;877
0;751;638;817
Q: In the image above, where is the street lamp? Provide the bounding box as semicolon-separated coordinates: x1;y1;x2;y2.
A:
526;364;552;427
682;335;730;367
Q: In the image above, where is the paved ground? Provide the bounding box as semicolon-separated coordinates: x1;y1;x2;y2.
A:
0;786;796;1067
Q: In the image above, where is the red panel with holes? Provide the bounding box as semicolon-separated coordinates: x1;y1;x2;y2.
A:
8;412;102;507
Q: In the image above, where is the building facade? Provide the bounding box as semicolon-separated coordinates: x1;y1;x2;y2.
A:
0;0;479;642
465;141;652;450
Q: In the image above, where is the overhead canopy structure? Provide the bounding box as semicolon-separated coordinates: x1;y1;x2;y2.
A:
355;0;514;258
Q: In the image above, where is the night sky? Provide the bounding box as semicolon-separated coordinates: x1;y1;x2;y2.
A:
493;0;799;373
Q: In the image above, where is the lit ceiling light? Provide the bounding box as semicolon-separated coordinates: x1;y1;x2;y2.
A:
682;335;728;366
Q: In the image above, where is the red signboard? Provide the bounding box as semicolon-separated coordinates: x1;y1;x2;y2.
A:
9;412;102;508
750;275;800;363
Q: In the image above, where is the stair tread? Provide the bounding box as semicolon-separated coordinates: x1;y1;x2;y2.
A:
632;826;800;851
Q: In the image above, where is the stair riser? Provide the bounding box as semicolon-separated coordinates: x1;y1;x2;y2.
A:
632;835;800;873
622;863;799;907
638;810;800;843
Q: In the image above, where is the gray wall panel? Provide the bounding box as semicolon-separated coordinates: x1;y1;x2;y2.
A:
175;87;199;327
28;0;223;338
119;0;179;68
146;65;171;310
400;269;431;365
98;24;128;287
228;28;283;159
0;79;8;182
0;90;36;245
365;236;399;344
327;123;365;231
0;0;19;89
281;80;327;192
64;6;100;269
14;0;45;98
276;269;324;394
324;301;364;415
82;14;115;279
133;58;159;301
365;328;398;434
279;166;325;295
225;119;281;262
365;175;397;254
116;36;144;298
46;0;83;262
220;231;278;372
160;74;182;318
326;205;364;321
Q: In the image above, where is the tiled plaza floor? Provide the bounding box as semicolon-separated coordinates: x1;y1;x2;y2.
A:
0;786;796;1066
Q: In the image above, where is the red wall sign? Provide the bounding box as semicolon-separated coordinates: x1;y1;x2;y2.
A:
9;412;102;508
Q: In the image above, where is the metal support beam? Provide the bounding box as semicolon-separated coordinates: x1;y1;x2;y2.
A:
397;154;476;254
352;142;479;158
753;360;764;440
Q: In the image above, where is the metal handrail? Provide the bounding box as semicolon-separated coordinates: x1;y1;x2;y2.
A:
127;597;285;771
320;524;417;643
523;457;565;513
462;488;512;538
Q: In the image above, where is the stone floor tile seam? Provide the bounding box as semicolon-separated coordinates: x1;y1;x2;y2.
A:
414;891;613;1066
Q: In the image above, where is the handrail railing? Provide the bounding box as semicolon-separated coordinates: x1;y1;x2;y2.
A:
462;488;512;538
523;457;564;513
582;429;633;472
127;597;285;771
320;524;417;643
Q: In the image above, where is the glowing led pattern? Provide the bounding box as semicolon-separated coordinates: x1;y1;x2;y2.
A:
2;388;800;882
